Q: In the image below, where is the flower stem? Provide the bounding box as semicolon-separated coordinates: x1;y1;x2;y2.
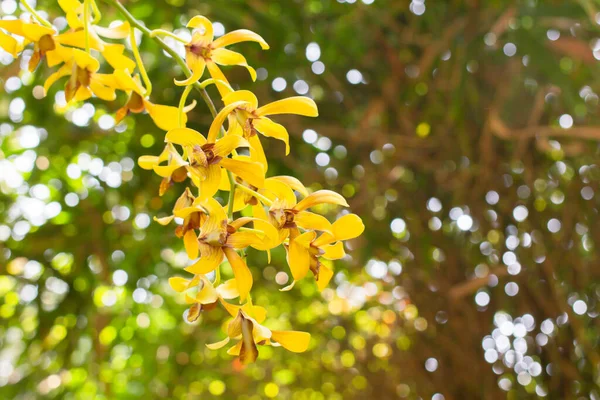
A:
21;0;53;29
129;28;152;97
90;0;102;23
84;0;91;53
149;29;188;44
178;84;193;128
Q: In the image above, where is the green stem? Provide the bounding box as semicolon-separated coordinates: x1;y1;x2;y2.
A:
90;0;102;23
149;29;188;44
178;85;193;128
21;0;53;28
129;28;152;97
84;0;91;53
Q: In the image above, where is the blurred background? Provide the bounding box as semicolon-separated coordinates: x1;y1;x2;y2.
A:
2;0;600;398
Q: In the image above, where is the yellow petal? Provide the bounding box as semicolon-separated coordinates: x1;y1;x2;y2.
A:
0;20;55;41
227;341;243;356
196;164;222;200
216;279;239;300
253;117;290;155
287;234;313;281
145;102;186;131
219;298;241;317
262;179;297;208
213;135;249;157
153;215;174;225
223;247;253;302
194;276;219;304
332;213;365;241
211;47;256;81
173;206;202;219
165;127;207;147
294;230;317;248
73;86;93;102
321;242;345;260
249;219;281;250
250;317;272;343
212;29;269;50
295;211;332;234
89;80;116;101
183;229;199;259
94;21;131;39
248;135;268;172
239;316;259;364
219;167;231;191
43;63;71;95
206;60;231;98
56;29;105;51
206;336;230;350
244;305;267;324
58;0;84;29
184;244;223;274
168;276;190;292
101;43;136;71
0;31;20;57
270;331;311;353
316;263;334;291
227;231;264;249
187;15;214;42
294;190;348;211
222;90;258;109
227;311;244;337
46;45;73;68
198;197;228;235
312;232;335;248
73;48;100;71
280;280;296;292
207;100;248;143
220;158;265;189
268;176;308;197
185;303;201;321
113;69;142;93
179;55;206;87
256;96;318;117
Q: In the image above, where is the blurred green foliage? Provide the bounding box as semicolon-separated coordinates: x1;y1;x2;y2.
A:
2;0;600;399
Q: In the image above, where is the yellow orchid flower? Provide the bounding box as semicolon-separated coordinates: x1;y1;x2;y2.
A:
57;0;135;71
182;197;272;301
0;19;67;68
207;307;310;364
168;274;239;322
151;15;268;89
164;102;266;199
43;49;118;102
113;69;196;131
220;89;318;171
285;213;364;290
263;178;349;244
152;188;207;243
138;143;189;196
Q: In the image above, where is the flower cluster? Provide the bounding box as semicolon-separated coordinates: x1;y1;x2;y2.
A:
4;0;364;364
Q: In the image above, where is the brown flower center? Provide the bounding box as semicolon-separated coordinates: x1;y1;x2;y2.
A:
187;44;212;59
38;34;56;53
